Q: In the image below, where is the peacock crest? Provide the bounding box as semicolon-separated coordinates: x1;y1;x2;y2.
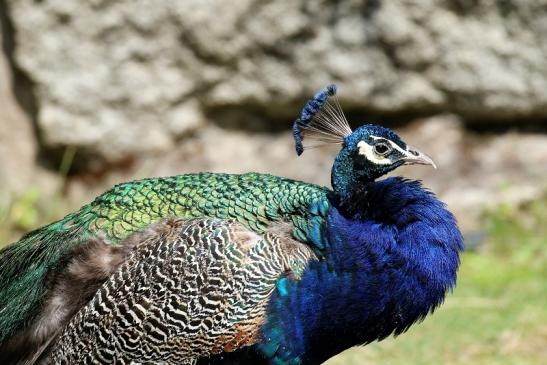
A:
292;84;352;155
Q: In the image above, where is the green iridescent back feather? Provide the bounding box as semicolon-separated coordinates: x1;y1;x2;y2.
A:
0;172;329;344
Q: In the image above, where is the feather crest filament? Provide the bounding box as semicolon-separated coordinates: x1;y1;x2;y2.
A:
293;84;352;155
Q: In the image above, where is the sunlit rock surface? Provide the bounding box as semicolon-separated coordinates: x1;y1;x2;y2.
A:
5;0;547;162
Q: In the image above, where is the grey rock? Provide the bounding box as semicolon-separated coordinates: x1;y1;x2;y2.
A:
5;0;547;164
0;22;36;200
395;115;547;229
0;22;58;203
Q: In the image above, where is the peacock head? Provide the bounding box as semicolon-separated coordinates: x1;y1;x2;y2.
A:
293;84;436;200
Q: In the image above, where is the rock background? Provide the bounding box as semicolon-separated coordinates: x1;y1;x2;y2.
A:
0;0;546;230
0;15;58;205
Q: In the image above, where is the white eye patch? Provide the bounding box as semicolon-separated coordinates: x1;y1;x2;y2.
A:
370;136;407;154
357;136;408;165
356;141;392;165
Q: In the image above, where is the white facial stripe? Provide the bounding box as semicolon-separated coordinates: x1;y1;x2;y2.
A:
357;141;392;165
370;135;408;154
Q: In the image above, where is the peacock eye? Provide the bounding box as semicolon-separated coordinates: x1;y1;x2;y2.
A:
374;143;390;156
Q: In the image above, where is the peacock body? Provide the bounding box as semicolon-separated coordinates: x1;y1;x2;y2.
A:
0;85;464;365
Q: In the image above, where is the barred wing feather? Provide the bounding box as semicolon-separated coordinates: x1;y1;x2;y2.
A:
48;218;316;364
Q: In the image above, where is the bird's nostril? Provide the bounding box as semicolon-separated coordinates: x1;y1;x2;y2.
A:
409;149;419;156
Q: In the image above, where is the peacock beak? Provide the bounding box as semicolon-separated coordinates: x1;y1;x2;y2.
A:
402;146;437;169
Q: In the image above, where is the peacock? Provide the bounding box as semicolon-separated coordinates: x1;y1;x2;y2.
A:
0;84;463;365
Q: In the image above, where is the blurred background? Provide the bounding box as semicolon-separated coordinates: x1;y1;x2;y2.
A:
0;0;546;364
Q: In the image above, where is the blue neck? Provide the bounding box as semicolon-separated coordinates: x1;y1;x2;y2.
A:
260;178;463;364
331;148;358;201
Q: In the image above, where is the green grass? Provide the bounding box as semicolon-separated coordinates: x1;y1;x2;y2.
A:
0;189;67;246
326;197;547;365
0;146;75;246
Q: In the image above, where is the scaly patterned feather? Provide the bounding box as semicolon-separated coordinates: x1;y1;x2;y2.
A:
48;218;316;364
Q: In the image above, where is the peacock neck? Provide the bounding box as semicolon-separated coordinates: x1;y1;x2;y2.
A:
261;177;463;365
331;148;364;202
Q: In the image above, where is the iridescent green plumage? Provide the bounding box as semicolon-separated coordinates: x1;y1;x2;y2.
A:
85;173;327;241
0;172;329;345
